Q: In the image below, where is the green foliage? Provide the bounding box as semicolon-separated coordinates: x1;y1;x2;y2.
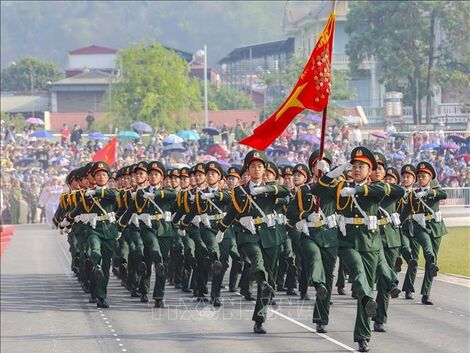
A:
1;111;28;131
0;56;63;92
260;55;356;121
105;42;202;131
345;1;470;122
206;83;255;110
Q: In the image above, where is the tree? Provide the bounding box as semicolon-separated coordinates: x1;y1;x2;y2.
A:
106;42;201;131
260;56;356;121
0;56;63;92
345;1;470;124
206;83;255;110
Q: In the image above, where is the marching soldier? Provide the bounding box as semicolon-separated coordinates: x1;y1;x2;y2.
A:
287;150;338;333
371;154;403;333
66;162;118;308
136;161;177;307
397;164;420;299
408;162;447;305
180;162;229;306
216;150;290;334
316;147;387;352
221;166;243;293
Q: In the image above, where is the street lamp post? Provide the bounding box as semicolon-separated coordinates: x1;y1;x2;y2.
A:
31;67;35;118
195;45;209;128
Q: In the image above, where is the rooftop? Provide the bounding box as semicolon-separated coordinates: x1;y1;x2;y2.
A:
69;45;118;55
218;38;295;64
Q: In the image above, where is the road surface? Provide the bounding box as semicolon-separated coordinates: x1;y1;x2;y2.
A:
1;224;469;353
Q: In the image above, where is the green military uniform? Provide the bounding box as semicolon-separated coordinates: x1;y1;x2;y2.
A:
397;164;420;297
287;153;338;331
218;150;289;333
406;162;447;303
374;163;405;329
275;166;295;292
67;162;118;307
182;162;230;304
219;167;243;293
133;161;177;305
318;147;387;351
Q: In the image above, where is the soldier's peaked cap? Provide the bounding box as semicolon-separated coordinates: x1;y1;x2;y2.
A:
148;161;165;176
92;161;110;176
205;161;223;176
308;149;333;169
416;161;436;179
350;146;378;171
244;150;268;168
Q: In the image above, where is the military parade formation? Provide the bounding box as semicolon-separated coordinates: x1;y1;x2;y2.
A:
53;147;448;352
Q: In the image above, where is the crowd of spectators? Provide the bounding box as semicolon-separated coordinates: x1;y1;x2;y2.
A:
1;118;469;224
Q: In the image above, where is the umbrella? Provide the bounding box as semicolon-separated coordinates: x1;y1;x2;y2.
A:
31;130;53;138
422;143;440;150
168;152;186;161
442;143;459;150
217;159;231;169
49;157;70;165
118;131;140;139
13;157;37;167
131;121;152;133
206;144;228;158
389;153;405;160
267;146;289;154
202;127;220;136
201;154;217;162
88;132;106;140
162;143;186;152
447;134;466;144
456;154;470;163
298;134;320;145
304;113;322;123
163;134;184;145
26;117;44;125
177;130;200;141
370;131;386;139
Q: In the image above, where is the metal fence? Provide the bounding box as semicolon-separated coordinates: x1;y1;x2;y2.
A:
441;187;470;207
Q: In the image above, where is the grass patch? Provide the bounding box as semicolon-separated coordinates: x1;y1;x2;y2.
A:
418;227;470;277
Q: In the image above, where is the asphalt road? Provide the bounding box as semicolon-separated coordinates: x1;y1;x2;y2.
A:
1;224;469;353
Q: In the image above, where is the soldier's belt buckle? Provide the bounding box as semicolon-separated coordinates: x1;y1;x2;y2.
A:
314;220;323;227
378;218;388;225
253;217;264;225
353;218;363;225
155;214;162;220
425;214;433;221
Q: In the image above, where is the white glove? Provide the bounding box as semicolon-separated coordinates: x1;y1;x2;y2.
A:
142;192;155;199
189;194;195;201
201;192;214;200
326;162;351;178
60;219;70;228
316;160;330;173
307;212;321;222
85;189;96;197
116;232;122;240
177;229;186;237
340;187;356;197
216;230;224;243
251;186;269;195
415;190;428;198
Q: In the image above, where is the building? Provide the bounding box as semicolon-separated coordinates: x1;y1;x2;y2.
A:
0;93;49;118
218;38;295;90
49;70;113;113
65;45;118;77
282;0;383;124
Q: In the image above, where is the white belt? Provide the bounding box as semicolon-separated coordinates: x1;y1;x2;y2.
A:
276;213;287;225
191;215;201;227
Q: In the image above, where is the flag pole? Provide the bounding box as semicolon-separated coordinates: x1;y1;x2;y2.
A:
318;0;336;162
316;0;336;212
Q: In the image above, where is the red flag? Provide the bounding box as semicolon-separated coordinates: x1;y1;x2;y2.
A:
240;12;336;150
92;136;117;166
